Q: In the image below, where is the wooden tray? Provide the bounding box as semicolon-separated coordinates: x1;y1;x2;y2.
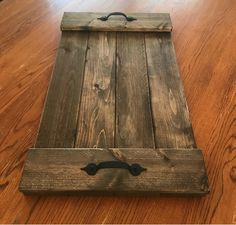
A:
19;12;209;195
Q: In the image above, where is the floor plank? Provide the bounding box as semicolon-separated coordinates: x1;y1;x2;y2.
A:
0;0;235;223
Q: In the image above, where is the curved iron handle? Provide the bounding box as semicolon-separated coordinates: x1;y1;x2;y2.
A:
81;161;146;176
97;12;137;22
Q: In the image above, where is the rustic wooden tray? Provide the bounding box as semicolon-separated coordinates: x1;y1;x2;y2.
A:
19;12;209;195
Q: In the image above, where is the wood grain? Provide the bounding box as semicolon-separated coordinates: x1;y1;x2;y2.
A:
116;32;155;147
19;148;209;195
35;31;88;148
0;0;235;223
75;31;116;148
61;12;172;32
20;26;208;194
145;33;196;148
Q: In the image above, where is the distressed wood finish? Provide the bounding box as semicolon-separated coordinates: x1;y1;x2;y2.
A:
35;31;88;148
61;12;172;32
19;13;209;195
19;148;209;195
75;32;116;148
116;32;155;148
145;33;196;148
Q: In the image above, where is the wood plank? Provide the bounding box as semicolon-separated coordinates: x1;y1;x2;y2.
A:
19;148;209;195
35;31;88;148
116;32;155;148
75;32;116;148
61;12;172;32
145;33;196;148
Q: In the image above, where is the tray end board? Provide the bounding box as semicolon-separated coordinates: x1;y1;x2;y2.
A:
19;148;209;195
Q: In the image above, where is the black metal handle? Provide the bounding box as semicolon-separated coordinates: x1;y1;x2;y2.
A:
81;161;146;176
97;12;137;22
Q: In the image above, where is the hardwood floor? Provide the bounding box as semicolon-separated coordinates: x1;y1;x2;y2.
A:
0;0;235;223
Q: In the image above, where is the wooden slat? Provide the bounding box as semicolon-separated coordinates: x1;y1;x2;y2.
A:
116;32;155;148
145;33;196;148
75;32;116;148
19;148;209;195
61;12;172;32
35;32;88;148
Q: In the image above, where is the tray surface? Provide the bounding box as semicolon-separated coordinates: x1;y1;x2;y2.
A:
20;12;209;195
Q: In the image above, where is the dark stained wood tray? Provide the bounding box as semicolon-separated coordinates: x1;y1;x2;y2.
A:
19;12;209;195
